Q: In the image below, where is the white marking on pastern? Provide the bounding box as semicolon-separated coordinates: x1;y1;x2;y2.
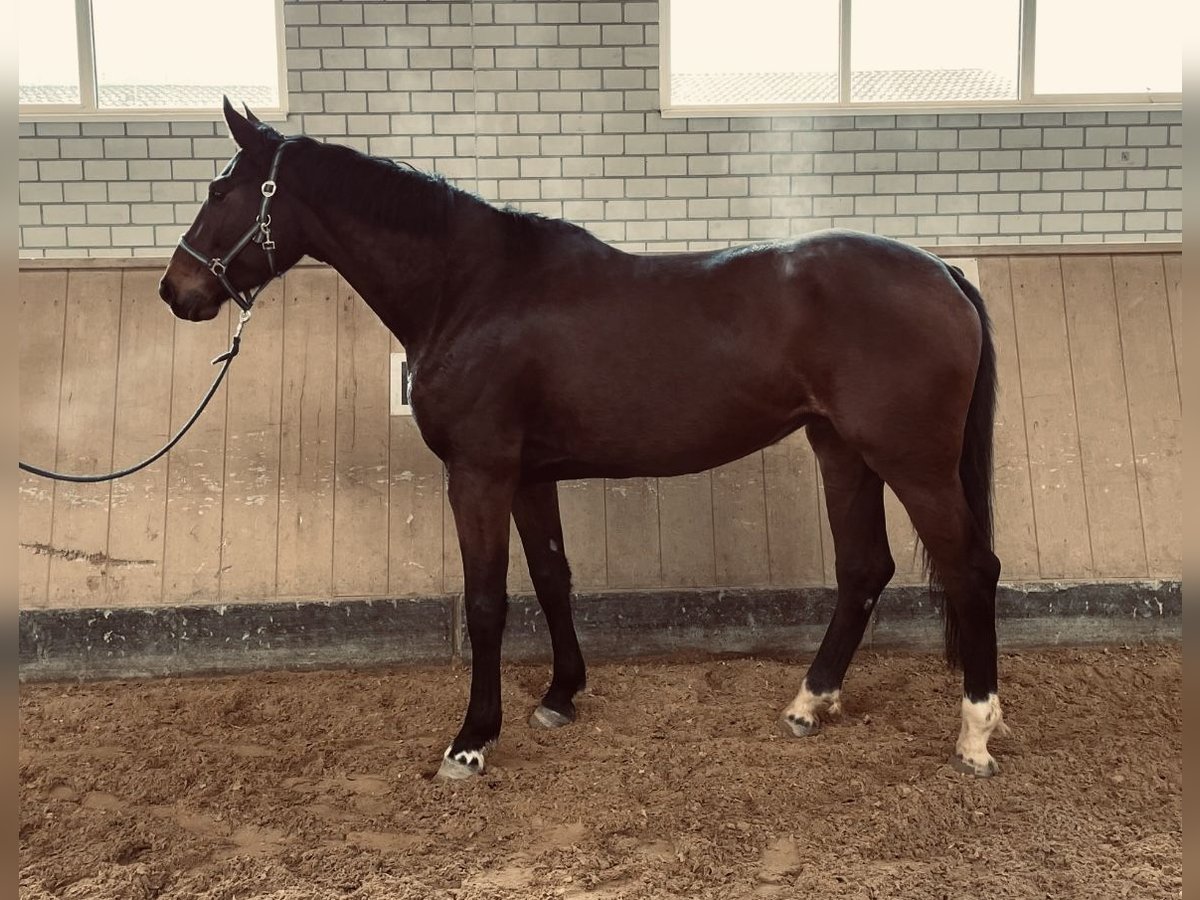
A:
955;693;1008;776
781;679;841;735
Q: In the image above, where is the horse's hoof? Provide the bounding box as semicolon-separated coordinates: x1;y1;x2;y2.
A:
950;753;999;778
780;713;820;738
529;704;573;729
436;749;485;780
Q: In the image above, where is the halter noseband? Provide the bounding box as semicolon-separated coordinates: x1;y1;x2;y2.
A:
177;140;290;312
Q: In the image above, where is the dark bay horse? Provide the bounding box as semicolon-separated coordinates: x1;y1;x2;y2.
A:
160;101;1007;780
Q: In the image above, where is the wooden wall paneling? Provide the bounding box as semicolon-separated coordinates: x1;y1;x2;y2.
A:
1162;254;1182;394
18;271;68;608
276;269;339;599
814;468;836;587
442;486;463;594
47;271;122;606
162;307;231;603
975;256;1040;581
711;453;771;586
883;486;924;586
556;480;608;590
390;331;445;597
604;477;661;588
1113;255;1183;577
104;269;174;606
762;432;825;587
658;472;717;588
219;280;284;602
1008;256;1093;579
1060;256;1147;577
508;515;535;595
333;280;392;597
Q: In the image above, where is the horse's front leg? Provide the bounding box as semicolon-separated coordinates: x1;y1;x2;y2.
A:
437;463;517;780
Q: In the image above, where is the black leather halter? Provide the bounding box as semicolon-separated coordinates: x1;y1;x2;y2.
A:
176;140;290;311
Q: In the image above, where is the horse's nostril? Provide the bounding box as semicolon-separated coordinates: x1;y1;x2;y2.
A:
158;278;175;303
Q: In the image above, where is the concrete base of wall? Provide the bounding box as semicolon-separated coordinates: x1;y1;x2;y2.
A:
18;581;1180;682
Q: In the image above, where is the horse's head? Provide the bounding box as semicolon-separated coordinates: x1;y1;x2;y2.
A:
159;99;305;321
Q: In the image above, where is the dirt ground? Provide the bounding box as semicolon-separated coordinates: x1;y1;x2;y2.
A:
20;643;1180;900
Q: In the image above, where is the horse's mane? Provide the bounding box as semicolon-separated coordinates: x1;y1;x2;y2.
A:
282;135;456;235
281;134;597;247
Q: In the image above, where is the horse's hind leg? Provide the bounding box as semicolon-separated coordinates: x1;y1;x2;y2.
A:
882;468;1005;776
512;482;587;728
782;420;894;737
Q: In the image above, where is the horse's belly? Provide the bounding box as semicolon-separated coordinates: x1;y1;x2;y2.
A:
524;389;816;481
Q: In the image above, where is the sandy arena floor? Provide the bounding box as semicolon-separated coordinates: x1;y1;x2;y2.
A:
19;644;1180;899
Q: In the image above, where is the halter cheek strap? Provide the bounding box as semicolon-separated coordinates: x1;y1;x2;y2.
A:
177;140;290;312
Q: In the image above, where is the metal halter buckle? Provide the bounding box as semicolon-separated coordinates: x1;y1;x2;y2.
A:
210;259;227;276
263;238;276;251
261;180;277;197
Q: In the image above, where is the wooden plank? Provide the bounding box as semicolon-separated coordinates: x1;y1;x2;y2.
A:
1008;256;1093;579
442;482;462;594
762;432;824;587
883;486;924;586
814;466;836;587
658;472;716;588
103;269;174;607
162;305;230;603
1060;256;1147;577
276;268;338;600
220;279;284;602
508;515;535;594
1162;254;1182;395
332;279;391;597
556;479;608;590
975;256;1040;581
47;270;122;606
392;334;445;596
1113;255;1182;577
17;271;68;608
711;452;771;586
604;477;661;588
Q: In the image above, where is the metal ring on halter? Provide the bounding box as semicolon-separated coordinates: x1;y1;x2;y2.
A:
261;180;277;197
210;260;227;276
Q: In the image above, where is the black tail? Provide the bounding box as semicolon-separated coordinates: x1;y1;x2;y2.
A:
930;265;997;668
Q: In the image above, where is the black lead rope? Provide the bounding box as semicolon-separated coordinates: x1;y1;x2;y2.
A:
18;309;253;483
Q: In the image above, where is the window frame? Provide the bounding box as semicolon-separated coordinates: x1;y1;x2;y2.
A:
18;0;289;122
659;0;1183;117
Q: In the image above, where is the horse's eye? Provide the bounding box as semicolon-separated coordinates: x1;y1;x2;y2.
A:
209;188;226;203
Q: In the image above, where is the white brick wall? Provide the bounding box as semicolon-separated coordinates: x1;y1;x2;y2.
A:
18;0;1183;257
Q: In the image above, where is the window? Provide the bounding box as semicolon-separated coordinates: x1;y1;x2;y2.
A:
19;0;286;119
662;0;1182;115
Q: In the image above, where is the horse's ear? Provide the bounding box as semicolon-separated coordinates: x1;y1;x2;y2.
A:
243;103;261;124
223;96;269;158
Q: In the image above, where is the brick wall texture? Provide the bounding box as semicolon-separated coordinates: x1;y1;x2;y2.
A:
18;0;1183;257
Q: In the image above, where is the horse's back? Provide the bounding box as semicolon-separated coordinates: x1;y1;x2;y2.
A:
503;230;979;480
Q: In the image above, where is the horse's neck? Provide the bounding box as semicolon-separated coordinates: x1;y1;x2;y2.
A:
302;204;452;350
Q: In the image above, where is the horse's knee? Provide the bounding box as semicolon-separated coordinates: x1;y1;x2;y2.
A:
836;550;895;601
529;554;572;600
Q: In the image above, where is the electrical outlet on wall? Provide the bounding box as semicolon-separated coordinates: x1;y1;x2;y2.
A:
391;351;412;416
